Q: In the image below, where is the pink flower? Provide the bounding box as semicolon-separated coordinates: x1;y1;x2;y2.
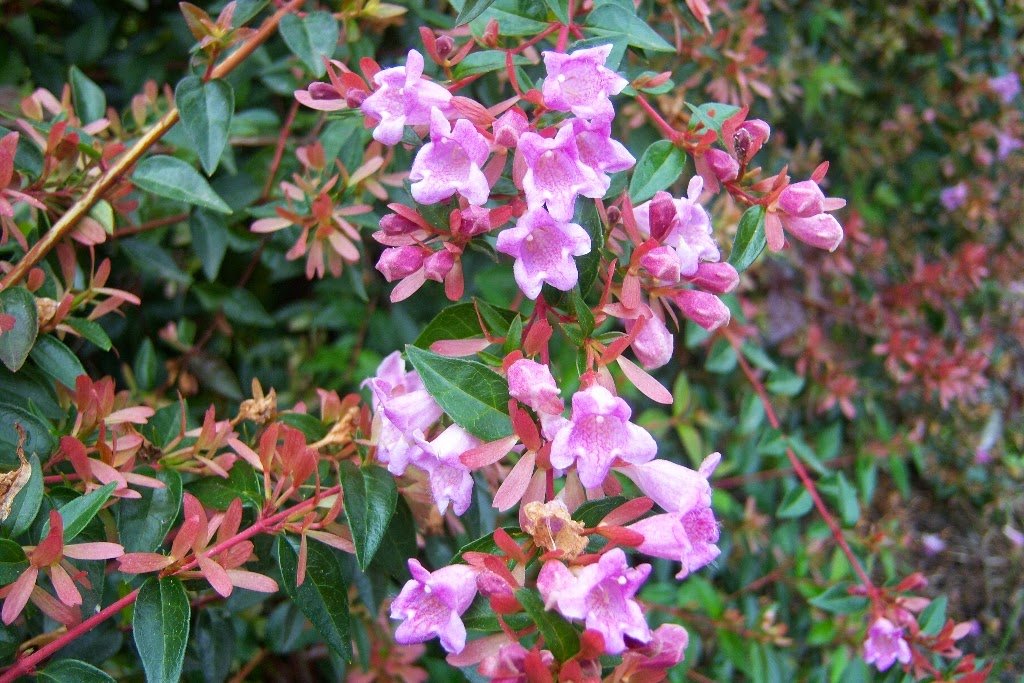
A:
863;617;912;672
507;359;564;415
518;126;606;222
672;289;731;331
939;183;968;212
478;643;555;682
688;261;739;294
376;246;427;282
541;44;628;120
495;207;591;299
295;80;347;112
626;311;674;370
996;130;1023;160
360;49;453;145
570;117;636;193
492;107;529;148
616;623;689;676
626;507;720;579
768;178;846;252
989;72;1021;104
617;452;717;514
537;548;651;654
410;109;491;206
390;559;478;654
366;352;443;475
634;178;720;274
413;424;480;515
549;385;657;488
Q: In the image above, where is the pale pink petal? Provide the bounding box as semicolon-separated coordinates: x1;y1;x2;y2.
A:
63;542;124;561
616;356;672;404
48;565;82;607
198;555;233;598
226;569;278;593
2;567;38;625
251;216;294;233
118;553;175;574
493;450;536;512
430;338;492;357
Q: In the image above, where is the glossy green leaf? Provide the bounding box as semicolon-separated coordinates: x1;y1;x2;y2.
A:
456;0;499;25
369;496;416;581
687;101;742;138
69;65;106;124
516;588;580;661
277;535;352;661
728;205;767;273
0;286;38;372
541;0;569;25
583;5;674;52
65;318;112;351
451;51;529;79
808;583;868;614
279;12;339;77
777;486;813;518
186;461;261;509
1;453;42;538
117;468;183;553
919;595;947;635
132;155;232;214
766;368;804;396
413;302;515;350
572;496;627;527
451;527;529;564
43;481;117;542
339;462;398;570
835;472;860;527
628;140;686;203
468;0;548;36
37;659;115;683
30;334;86;389
405;346;512;441
0;402;56;459
574;199;604;296
186;609;236;683
175;76;234;175
133;577;191;683
190;210;229;281
120;238;193;286
0;538;28;584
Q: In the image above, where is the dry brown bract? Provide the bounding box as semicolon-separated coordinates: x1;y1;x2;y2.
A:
522;499;588;561
0;425;33;521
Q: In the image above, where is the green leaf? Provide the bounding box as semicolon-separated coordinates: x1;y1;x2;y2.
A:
452;51;529;79
808;583;868;614
28;335;85;390
728;205;767;273
69;66;106;124
187;609;235;683
0;286;38;372
65;318;112;351
117;468;183;553
413;302;515;349
1;453;42;538
186;461;261;510
583;5;674;52
572;496;627;528
43;481;117;542
0;402;56;459
339;462;398;570
541;0;569;24
279;12;339;77
628;140;686;203
132;155;232;214
190;210;229;281
456;0;499;25
369;496;416;581
37;659;115;683
0;538;28;584
766;368;804;396
277;535;352;661
133;577;191;683
120;238;193;286
574;199;604;296
919;596;947;635
175;76;234;175
516;588;580;662
834;472;860;527
468;0;548;36
405;346;512;441
777;486;812;518
451;527;529;563
687;102;741;139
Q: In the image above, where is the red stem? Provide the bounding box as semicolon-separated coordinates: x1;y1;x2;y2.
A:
723;329;876;594
555;0;573;52
0;484;342;681
260;98;300;201
635;93;681;143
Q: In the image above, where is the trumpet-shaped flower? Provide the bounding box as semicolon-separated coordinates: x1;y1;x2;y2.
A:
537;548;651;654
390;559;478;654
863;617;912;672
360;50;453;145
549;385;657;488
518;126;606;221
413;424;480;515
570;117;635;193
541;44;628;120
495;208;591;299
507;358;564;415
410;109;491;206
365;352;443;475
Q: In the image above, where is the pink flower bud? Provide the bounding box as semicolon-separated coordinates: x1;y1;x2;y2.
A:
379;213;420;235
689;261;739;293
734;119;770;161
423;248;456;281
673;290;730;331
780;213;844;252
507;358;564;415
376;246;425;281
640;246;682;283
704;148;739;183
345;88;367;108
435;35;455;59
626;315;674;370
778;180;826;217
648;191;677;241
492;107;529;148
